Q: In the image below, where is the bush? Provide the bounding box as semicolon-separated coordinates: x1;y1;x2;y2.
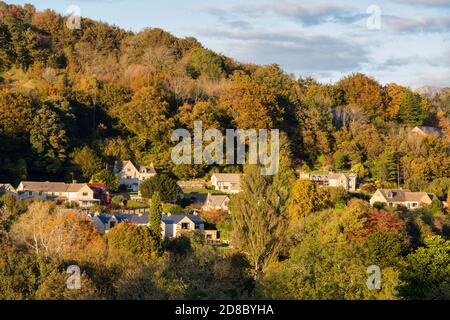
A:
139;174;181;201
363;231;410;267
162;203;184;215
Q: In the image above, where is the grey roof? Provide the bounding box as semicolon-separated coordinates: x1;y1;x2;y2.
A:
129;214;149;225
161;214;203;225
96;214;129;224
413;126;443;137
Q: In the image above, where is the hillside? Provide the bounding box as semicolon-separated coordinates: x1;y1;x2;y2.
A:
0;1;449;192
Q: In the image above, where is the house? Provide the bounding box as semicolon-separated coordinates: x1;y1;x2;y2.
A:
113;160;156;192
412;126;443;138
89;213;130;234
90;212;218;240
87;183;111;205
161;214;205;238
0;183;17;196
202;194;230;212
16;181;100;208
369;189;437;209
299;172;358;191
211;173;242;194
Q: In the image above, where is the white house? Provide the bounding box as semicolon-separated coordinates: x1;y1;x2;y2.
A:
16;181;100;208
0;183;17;197
202;194;230;212
369;189;437;209
211;173;242;194
299;172;358;191
89;212;208;238
114;160;156;192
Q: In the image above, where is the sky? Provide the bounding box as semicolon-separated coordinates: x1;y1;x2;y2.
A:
4;0;450;88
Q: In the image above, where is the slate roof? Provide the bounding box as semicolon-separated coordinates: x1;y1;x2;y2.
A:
161;214;204;225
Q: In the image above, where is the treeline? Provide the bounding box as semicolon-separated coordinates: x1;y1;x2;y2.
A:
1;166;449;300
0;2;449;190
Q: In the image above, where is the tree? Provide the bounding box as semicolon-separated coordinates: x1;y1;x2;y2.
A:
149;192;162;244
187;48;225;80
91;169;119;192
363;231;410;267
72;146;102;180
398;90;426;126
30;106;67;174
219;71;284;129
337;73;385;119
397;236;450;299
11;202;104;262
139;174;181;201
229;165;289;278
288;180;330;221
106;222;160;261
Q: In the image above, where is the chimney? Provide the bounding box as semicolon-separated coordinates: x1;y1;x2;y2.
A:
72;180;77;184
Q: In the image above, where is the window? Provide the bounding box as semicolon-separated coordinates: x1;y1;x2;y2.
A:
195;224;200;230
82;192;88;196
28;191;32;196
110;221;116;228
127;168;131;172
181;223;189;230
223;186;229;190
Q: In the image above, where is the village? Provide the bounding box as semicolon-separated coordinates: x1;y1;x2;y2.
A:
0;143;446;245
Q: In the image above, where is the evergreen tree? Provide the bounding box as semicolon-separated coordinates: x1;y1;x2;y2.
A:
398;90;425;126
149;192;162;243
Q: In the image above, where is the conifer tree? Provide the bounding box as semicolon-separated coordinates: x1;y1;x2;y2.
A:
149;192;162;243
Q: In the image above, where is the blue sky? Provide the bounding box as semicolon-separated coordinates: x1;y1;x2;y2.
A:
5;0;450;88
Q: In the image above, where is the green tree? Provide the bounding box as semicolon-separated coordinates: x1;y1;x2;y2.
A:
187;48;225;80
149;192;162;244
397;236;450;299
30;106;67;174
72;146;102;180
398;90;425;126
90;169;119;192
139;174;181;201
106;222;160;261
363;231;410;268
229;165;289;278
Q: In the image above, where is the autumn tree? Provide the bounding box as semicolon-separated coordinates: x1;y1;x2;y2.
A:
288;180;330;221
337;73;385;119
219;71;284;129
229;165;289;278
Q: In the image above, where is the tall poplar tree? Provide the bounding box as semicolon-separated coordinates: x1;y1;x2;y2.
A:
230;165;289;279
149;192;162;244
